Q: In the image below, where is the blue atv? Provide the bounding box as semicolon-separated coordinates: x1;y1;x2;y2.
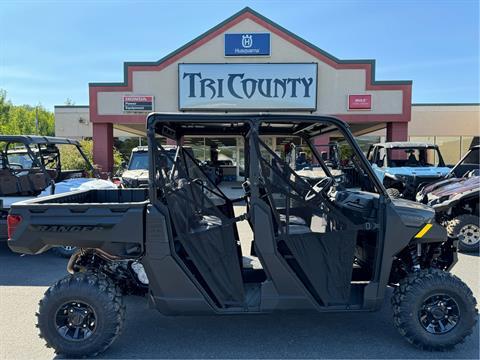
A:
366;142;451;200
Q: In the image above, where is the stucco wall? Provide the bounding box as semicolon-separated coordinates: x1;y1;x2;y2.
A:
96;18;403;116
54;106;135;138
409;104;480;136
368;104;480;137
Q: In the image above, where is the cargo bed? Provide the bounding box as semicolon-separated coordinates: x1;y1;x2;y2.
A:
7;189;149;256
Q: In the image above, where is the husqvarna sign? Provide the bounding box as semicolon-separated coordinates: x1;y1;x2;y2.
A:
178;63;317;111
224;33;270;56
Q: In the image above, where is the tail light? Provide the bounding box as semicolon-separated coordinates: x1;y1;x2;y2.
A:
7;215;22;240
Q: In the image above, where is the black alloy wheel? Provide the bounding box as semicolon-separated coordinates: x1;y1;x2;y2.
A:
418;294;460;334
55;301;97;341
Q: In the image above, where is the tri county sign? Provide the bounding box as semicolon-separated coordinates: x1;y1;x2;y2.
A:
178;63;318;111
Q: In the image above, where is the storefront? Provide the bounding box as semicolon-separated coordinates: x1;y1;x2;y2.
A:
85;7;412;174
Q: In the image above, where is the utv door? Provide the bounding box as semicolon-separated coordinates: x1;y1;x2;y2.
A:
158;147;245;309
251;123;382;308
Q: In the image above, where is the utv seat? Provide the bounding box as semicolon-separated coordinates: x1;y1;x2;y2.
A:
0;169;18;195
16;173;34;194
242;180;308;229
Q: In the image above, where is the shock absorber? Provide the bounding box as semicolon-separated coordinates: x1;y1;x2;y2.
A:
409;242;421;272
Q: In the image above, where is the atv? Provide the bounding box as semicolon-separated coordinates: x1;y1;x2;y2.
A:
7;114;477;357
417;145;480;252
0;135;116;257
367;142;451;200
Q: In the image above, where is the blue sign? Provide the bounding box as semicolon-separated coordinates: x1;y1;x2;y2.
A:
224;33;270;56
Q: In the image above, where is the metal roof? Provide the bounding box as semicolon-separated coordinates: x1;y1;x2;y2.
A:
0;135;80;146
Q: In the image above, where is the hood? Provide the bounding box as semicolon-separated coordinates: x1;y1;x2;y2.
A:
121;169;149;181
386;167;451;177
419;177;460;195
428;176;480;198
391;198;435;227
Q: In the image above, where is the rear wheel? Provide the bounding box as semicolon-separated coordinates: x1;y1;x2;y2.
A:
447;214;480;253
37;272;125;357
392;269;477;350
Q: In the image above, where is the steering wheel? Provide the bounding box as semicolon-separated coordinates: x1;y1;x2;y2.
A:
305;177;334;202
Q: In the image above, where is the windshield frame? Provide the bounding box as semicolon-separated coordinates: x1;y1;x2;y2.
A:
128;151;150;170
384;146;445;168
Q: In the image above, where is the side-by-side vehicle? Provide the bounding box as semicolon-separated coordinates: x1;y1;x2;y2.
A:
367;142;451;200
7;115;477;357
0;135;116;256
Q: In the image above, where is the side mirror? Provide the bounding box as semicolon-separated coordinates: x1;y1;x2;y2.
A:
376;159;384;167
121;161;127;169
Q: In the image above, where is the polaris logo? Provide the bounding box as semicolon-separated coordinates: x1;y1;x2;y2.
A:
33;225;109;232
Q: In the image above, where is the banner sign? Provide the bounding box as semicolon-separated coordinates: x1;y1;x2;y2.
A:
123;96;154;112
348;94;372;110
224;33;270;56
178;63;317;111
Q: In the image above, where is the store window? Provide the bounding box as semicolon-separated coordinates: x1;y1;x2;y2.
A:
435;137;461;166
183;137;206;162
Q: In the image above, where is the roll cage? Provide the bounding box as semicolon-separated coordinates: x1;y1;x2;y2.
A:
142;113;402;311
147;114;387;198
0;135;96;196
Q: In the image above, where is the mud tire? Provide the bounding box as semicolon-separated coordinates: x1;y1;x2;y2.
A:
392;269;477;350
37;272;125;358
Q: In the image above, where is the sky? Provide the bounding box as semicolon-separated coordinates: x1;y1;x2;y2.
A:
0;0;478;110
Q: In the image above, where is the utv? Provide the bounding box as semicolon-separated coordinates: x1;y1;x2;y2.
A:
417;145;480;252
0;135;116;256
7;114;477;357
367;142;451;200
120;145;222;188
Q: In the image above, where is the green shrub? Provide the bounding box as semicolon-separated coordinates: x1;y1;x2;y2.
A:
59;140;123;172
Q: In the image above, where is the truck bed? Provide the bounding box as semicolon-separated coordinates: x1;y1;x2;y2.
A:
7;189;149;256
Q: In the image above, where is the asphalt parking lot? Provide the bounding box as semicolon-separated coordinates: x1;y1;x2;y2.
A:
0;239;478;359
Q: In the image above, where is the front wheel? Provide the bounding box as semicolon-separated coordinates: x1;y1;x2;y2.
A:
37;272;125;357
392;269;477;350
447;214;480;253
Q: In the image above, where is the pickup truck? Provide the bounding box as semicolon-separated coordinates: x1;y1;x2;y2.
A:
6;113;476;358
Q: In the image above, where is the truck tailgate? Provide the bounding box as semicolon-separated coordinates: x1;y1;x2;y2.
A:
7;189;149;255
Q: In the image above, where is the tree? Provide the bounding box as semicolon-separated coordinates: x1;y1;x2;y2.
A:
0;89;54;136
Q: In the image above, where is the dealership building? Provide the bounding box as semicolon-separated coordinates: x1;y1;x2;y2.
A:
54;7;479;175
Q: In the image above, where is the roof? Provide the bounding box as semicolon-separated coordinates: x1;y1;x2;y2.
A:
132;145;178;153
147;113;350;139
372;142;438;149
0;135;80;146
